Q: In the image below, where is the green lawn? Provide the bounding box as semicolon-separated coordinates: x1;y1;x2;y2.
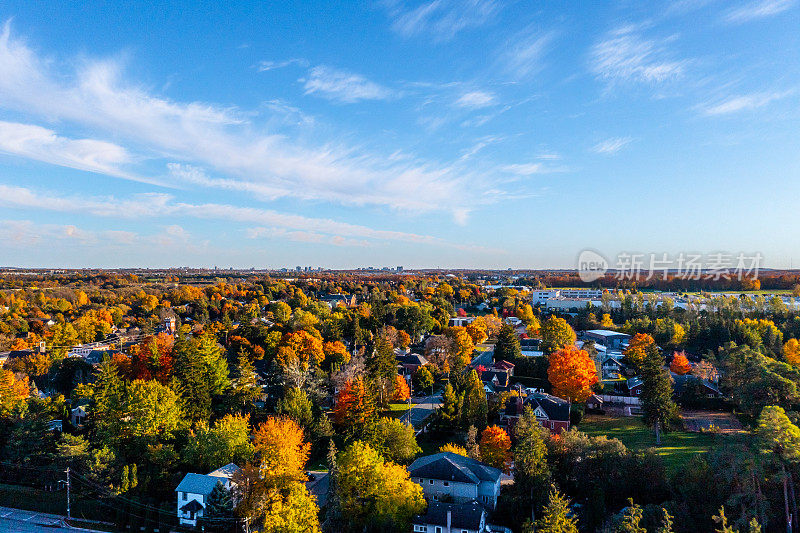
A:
578;415;716;471
384;402;411;419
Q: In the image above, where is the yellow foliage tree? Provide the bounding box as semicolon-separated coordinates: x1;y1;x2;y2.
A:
784;338;800;366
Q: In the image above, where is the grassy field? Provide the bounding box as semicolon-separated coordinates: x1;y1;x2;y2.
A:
578;415;717;471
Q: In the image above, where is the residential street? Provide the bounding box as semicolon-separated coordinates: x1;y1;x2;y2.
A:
404;394;442;429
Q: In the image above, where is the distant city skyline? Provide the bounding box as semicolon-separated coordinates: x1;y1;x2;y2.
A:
0;1;798;269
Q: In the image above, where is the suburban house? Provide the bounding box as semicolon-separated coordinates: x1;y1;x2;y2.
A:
448;317;475;327
70;404;89;426
601;354;627;379
175;463;240;526
672;374;722;398
397;352;429;375
408;452;502;510
626;377;644;396
412;501;487;533
503;392;571;433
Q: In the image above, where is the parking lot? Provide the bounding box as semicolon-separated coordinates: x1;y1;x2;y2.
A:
0;506;102;533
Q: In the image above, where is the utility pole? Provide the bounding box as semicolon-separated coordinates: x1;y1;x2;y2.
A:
65;467;71;520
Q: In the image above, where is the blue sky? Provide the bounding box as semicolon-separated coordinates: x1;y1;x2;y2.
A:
0;0;798;269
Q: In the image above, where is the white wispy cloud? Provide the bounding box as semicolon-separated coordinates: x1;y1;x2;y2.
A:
591;137;633;155
725;0;796;23
257;58;308;72
246;227;370;247
387;0;499;42
302;65;393;103
502;162;567;175
0;23;497;221
0;120;131;175
499;29;554;79
0;184;486;250
590;26;686;84
454;90;495;108
700;90;794;115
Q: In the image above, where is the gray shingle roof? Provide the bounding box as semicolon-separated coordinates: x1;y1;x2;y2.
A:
208;463;239;479
175;473;222;495
413;501;485;530
408;452;501;485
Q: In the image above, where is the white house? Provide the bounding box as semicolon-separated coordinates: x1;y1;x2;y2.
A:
175;463;239;526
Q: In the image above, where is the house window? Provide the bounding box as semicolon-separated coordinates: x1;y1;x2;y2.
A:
435;527;443;533
414;526;426;532
429;479;434;485
181;492;186;501
443;481;449;487
550;421;554;429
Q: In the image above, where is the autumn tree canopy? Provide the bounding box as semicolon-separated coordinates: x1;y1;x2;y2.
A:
548;345;598;402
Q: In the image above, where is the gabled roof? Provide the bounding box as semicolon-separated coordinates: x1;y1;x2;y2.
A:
525;393;570;422
408;452;501;485
208;463;239;479
180;499;205;513
493;359;515;370
626;377;643;389
175;473;223;495
481;370;509;388
397;353;428;366
413;501;485;530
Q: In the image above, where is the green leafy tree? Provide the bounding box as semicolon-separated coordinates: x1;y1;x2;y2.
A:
184;413;254;471
92;356;125;445
228;347;260;413
639;344;678;445
756;405;800;533
336;440;425;531
277;387;315;430
514;406;550;511
541;317;576;355
438;382;461;430
528;485;578;533
370;417;421;464
462;369;487;430
494;324;522;361
203;481;234;532
413;365;434;395
611;499;646;533
124;379;184;440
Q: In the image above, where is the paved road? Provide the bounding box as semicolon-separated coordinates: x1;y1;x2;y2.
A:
404;394;442;428
0;506;103;533
306;471;330;507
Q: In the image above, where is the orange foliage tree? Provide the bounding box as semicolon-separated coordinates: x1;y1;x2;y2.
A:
623;333;656;370
129;333;174;383
278;330;324;369
333;378;376;437
479;425;512;473
547;345;598;403
391;375;410;402
669;351;692;375
784;338;800;366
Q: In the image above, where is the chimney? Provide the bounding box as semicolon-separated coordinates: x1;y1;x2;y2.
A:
447;509;452;533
